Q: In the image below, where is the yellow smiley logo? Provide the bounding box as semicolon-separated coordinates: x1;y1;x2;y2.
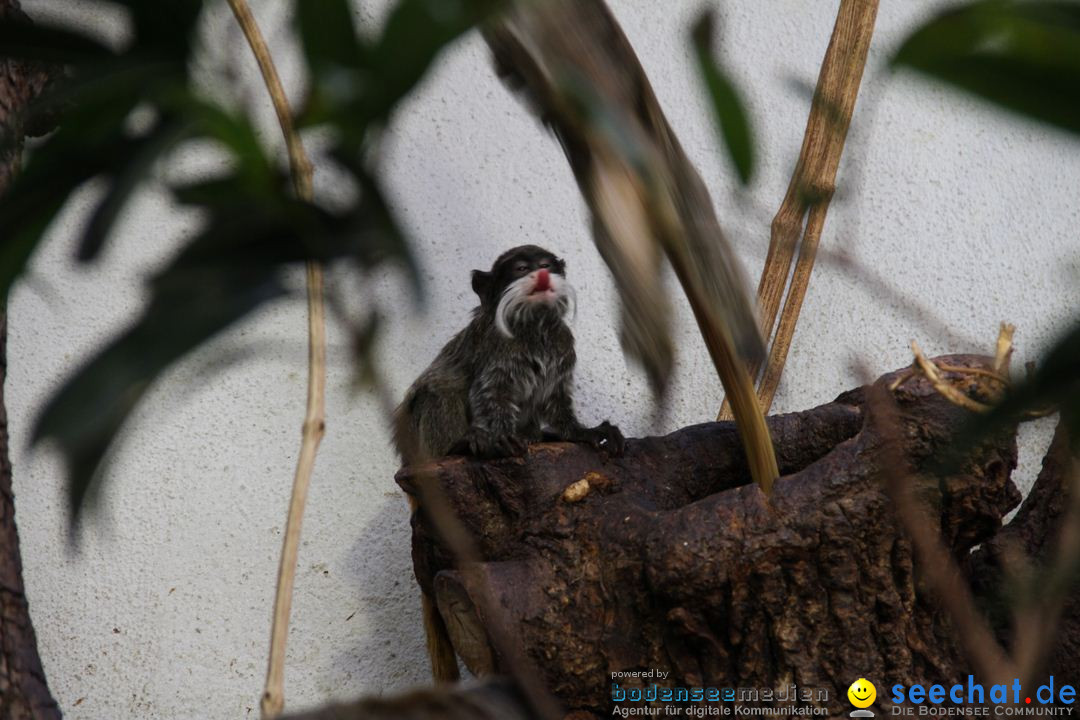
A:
848;678;876;708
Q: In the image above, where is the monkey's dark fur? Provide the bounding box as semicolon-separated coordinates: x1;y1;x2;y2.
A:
394;244;625;466
393;245;625;683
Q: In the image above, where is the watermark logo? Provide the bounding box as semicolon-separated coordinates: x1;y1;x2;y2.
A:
849;678;877;718
890;676;1076;715
609;673;831;716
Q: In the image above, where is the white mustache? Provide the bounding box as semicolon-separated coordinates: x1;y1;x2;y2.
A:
495;272;576;339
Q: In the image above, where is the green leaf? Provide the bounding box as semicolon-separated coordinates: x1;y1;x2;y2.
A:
79;118;193;261
296;0;368;126
0;18;114;63
25;62;182;137
350;311;383;391
691;9;756;185
301;0;504;137
170;164;420;295
171;174;267;209
368;0;501;117
0;120;137;298
182;99;275;191
894;1;1080;136
170;198;340;267
126;0;205;63
298;0;365;71
328;151;424;299
0;195;66;304
32;264;288;521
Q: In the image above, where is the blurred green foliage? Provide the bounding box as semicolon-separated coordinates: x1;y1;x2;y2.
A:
0;0;501;519
894;0;1080;137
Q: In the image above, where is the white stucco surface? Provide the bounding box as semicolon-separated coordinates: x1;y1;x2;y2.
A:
7;1;1079;717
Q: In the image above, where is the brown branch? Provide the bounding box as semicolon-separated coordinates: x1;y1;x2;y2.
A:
911;341;994;413
995;322;1016;374
485;0;778;492
719;0;878;419
894;326;1014;413
662;228;778;494
222;2;324;718
225;0;312;199
934;364;1010;384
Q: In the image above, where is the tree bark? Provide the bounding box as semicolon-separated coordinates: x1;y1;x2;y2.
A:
396;355;1080;717
969;419;1080;679
0;317;60;720
0;1;62;717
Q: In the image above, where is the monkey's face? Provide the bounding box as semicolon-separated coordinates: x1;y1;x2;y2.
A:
472;245;575;338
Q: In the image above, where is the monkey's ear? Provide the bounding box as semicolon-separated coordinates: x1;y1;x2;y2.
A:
472;270;495;305
555;257;567;276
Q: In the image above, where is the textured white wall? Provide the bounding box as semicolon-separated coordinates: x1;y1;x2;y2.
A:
7;0;1079;717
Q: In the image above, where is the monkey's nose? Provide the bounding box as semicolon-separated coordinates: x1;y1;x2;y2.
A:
534;269;551;292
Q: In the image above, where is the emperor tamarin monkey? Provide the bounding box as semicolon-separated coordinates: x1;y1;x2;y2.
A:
394;244;625;464
393;244;625;681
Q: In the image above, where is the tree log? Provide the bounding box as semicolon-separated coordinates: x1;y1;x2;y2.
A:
0;1;61;717
397;355;1047;717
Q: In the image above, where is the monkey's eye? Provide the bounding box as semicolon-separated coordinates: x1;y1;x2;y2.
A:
538;261;551;269
514;263;529;274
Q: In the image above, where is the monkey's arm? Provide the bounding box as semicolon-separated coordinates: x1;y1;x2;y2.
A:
543;382;626;456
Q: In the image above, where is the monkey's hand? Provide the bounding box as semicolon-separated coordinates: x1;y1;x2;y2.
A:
576;421;626;457
451;427;528;459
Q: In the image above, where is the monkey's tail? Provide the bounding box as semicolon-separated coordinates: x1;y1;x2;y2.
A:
421;589;460;682
407;493;461;683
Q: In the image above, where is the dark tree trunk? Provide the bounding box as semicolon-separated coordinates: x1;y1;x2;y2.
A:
0;317;60;720
398;356;1079;718
0;1;61;717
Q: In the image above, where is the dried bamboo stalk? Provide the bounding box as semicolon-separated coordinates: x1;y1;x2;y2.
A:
221;2;325;718
720;0;878;419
